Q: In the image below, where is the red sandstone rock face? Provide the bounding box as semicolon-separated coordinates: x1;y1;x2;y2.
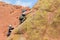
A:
0;2;30;40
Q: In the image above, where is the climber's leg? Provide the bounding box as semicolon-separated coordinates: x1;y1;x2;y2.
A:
7;25;14;37
19;14;26;24
7;30;11;37
21;17;26;23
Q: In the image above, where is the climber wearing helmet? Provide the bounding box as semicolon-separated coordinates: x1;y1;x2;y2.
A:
7;25;14;37
19;9;27;24
19;9;32;24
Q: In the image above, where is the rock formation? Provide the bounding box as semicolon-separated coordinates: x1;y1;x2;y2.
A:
0;2;30;40
7;0;60;40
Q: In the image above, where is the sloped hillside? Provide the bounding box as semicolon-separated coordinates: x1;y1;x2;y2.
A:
0;2;30;40
7;0;60;40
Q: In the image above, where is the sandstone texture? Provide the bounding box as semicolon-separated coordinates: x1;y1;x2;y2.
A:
0;2;30;40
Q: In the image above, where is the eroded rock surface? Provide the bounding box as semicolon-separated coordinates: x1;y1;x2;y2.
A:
0;2;30;40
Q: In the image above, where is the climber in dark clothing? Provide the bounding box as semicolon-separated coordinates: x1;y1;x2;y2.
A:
19;9;27;24
19;13;26;24
7;25;14;37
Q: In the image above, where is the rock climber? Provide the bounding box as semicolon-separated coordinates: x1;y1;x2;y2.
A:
7;25;14;37
19;9;27;24
19;9;32;24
